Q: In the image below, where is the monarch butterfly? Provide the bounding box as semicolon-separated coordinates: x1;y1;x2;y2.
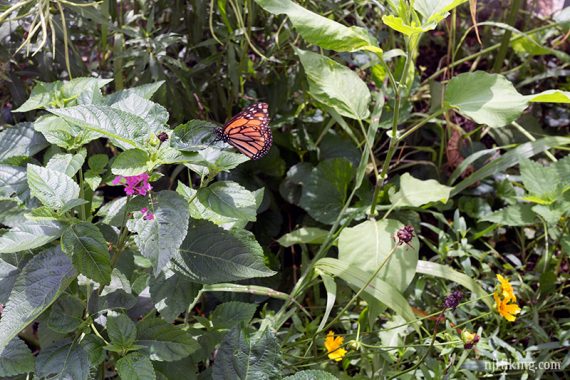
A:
214;102;272;160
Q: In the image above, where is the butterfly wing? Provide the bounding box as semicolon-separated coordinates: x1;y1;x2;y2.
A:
222;103;272;160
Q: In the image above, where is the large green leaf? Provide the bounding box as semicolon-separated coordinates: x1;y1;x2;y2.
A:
46;150;87;177
212;326;281;380
211;301;257;329
107;314;137;350
0;338;34;377
519;158;559;199
296;48;371;120
61;222;112;285
128;191;189;276
480;204;537;226
382;15;435;35
115;352;156;380
27;164;80;210
0;220;62;254
277;227;329;247
254;0;379;53
338;219;418;291
110;94;169;133
416;260;493;309
452;136;570;195
0;247;76;352
136;317;200;361
314;258;419;332
47;294;85;334
171;120;220;152
197;181;259;222
444;71;528;128
284;370;339;380
149;271;201;323
34;114;98;150
0;123;48;163
105;81;165;104
299;158;354;224
35;340;89;380
174;219;276;284
48;105;152;150
111;149;150;176
414;0;468;24
388;173;452;208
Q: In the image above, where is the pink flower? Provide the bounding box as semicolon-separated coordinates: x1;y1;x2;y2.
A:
113;173;152;196
141;207;155;221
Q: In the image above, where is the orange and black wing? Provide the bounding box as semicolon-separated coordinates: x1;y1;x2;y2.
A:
221;103;272;160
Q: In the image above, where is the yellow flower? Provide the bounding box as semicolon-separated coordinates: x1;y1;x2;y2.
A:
496;274;516;302
324;331;347;362
494;292;521;322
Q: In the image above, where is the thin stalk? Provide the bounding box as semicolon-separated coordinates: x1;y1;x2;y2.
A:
511;121;557;162
56;1;72;78
492;0;522;72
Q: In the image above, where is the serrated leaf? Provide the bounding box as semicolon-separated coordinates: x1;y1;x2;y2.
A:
277;227;329;247
13;81;63;112
444;71;528;128
111;149;150;176
0;248;76;352
107;314;137;349
212;326;281;380
61;222;112;285
299;158;354;224
116;352;156;380
81;334;105;367
296;48;371;120
36;340;89;380
211;301;257;329
284;370;339;380
111;94;169;132
48;105;152;150
0;220;62;253
171;120;221;152
27;164;80;210
0;123;48;162
0;259;18;304
389;173;452;208
129;191;189;276
48;294;85;334
519;158;559;199
0;165;30;204
34;114;97;150
149;271;201;323
106;81;165;104
136;317;200;361
197;181;258;222
0;337;34;377
46;150;87;177
254;0;379;53
173;219;276;284
480;204;537;226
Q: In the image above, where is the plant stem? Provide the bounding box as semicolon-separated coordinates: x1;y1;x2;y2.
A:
492;0;522;72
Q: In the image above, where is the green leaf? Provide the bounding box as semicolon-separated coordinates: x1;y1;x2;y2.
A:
112;149;150;176
171;120;220;151
107;314;137;349
184;149;249;176
136;317;200;361
389;173;452;208
115;352;156;380
27;164;80;210
277;227;329;247
254;0;379;53
35;340;89;380
197;181;259;222
13;81;63;112
526;89;570;103
46;150;87;177
0;259;18;304
174;219;276;284
519;158;559;199
97;269;137;312
61;222;112;285
48;105;152;150
129;191;189;276
149;271;202;323
0;123;48;163
382;15;435;35
34;114;97;150
106;81;165;104
110;94;169;133
0;247;76;352
296;48;371;120
0;338;34;377
47;294;85;334
212;326;281;380
416;260;493;309
480;204;537;226
0;220;62;254
211;301;257;329
452;136;570;195
414;0;468;24
60;77;112;105
338;219;418;291
284;370;339;380
81;334;106;367
0;164;29;204
299;158;354;224
315;258;420;332
444;71;528;128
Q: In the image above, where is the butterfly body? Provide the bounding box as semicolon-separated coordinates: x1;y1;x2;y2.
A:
215;102;272;160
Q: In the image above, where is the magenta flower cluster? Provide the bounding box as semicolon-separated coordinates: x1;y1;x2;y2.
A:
112;173;152;196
